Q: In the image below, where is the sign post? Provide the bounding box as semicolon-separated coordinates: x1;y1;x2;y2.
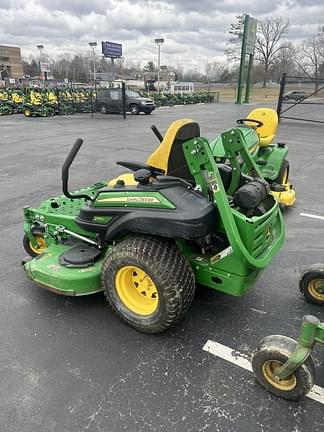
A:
101;41;122;81
236;15;257;104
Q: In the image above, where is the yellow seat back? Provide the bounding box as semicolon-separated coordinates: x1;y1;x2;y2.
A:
146;118;199;175
247;108;278;147
109;119;200;186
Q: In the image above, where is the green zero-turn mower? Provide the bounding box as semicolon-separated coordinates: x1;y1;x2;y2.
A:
22;119;285;333
211;108;296;208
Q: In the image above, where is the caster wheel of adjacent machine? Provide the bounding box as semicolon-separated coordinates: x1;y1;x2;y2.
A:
251;335;315;400
299;266;324;306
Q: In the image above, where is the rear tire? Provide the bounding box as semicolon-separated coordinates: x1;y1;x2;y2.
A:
251;335;315;400
101;236;196;333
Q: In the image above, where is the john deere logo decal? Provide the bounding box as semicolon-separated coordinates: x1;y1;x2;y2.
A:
265;226;272;240
97;196;161;204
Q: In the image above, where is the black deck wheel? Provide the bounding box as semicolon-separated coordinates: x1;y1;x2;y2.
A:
251;335;315;400
101;236;196;333
299;266;324;306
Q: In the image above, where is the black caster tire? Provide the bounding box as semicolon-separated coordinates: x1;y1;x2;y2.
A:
251;335;315;400
299;266;324;306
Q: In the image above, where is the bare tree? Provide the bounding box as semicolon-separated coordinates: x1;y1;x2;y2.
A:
255;17;289;87
272;42;297;82
295;31;324;90
173;63;184;81
225;14;246;62
205;60;225;89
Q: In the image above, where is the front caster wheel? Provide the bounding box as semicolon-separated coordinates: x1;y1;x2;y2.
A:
251;335;315;400
101;236;196;333
23;234;47;257
299;266;324;306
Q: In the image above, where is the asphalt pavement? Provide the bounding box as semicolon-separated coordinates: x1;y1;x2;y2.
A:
1;102;324;432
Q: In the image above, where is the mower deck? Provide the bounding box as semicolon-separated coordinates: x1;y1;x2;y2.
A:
24;243;105;296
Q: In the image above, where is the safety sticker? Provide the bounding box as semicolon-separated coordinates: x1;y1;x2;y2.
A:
210;246;233;264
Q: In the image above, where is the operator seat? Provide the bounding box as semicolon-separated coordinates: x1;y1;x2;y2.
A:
108;119;200;186
246;108;278;147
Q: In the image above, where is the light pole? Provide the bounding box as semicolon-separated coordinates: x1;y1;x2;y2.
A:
88;42;97;84
154;38;164;93
36;44;44;85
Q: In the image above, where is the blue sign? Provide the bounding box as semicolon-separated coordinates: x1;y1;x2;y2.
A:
102;41;122;58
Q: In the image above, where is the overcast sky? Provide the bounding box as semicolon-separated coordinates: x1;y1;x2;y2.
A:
0;0;323;70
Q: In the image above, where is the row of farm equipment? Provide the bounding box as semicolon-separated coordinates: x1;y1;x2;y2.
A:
140;91;217;106
0;87;95;117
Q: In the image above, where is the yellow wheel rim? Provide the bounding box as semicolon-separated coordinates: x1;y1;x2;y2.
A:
115;266;158;316
262;360;297;391
25;109;31;117
29;236;47;255
308;278;324;301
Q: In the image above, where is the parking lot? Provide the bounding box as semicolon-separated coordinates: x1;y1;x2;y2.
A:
1;102;324;432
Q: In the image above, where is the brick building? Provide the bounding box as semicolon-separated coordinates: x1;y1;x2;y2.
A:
0;45;23;79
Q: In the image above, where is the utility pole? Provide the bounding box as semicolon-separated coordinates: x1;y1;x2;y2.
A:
36;44;44;86
88;42;97;84
154;38;164;93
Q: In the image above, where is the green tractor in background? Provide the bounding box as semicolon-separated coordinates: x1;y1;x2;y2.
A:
211;108;296;208
9;88;25;113
58;88;75;115
72;89;94;113
22;117;285;333
0;88;13;115
23;88;56;117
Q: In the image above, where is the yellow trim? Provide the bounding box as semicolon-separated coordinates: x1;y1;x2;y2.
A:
272;184;296;206
107;173;137;186
115;265;158;315
146;118;196;172
307;278;324;301
259;135;275;146
262;360;297;391
29;236;47;255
